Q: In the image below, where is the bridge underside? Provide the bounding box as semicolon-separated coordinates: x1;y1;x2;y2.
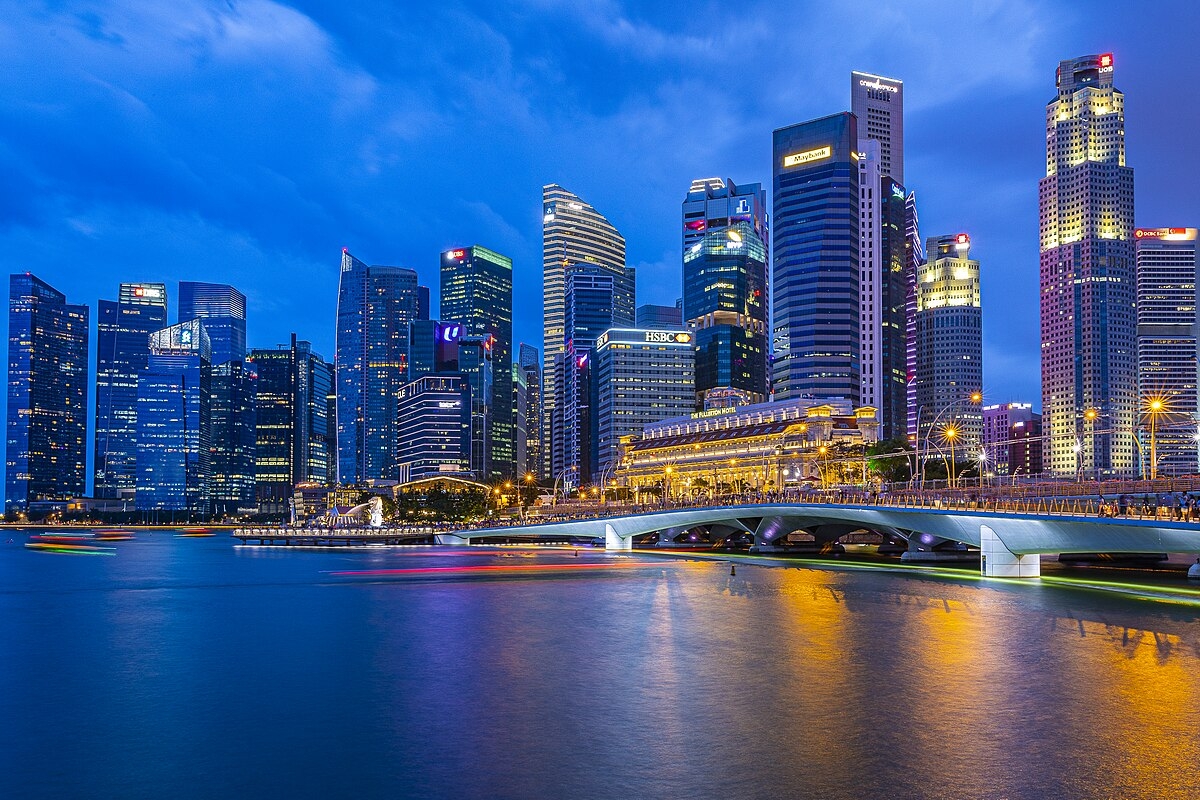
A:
438;504;1200;578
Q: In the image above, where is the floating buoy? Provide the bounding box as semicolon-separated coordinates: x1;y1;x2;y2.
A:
730;564;736;576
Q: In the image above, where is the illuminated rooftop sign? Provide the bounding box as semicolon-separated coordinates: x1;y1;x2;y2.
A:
1135;227;1197;241
783;146;832;168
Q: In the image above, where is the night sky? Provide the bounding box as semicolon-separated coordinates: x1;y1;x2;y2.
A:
3;1;1199;460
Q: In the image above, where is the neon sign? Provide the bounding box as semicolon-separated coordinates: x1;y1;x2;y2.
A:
783;146;832;168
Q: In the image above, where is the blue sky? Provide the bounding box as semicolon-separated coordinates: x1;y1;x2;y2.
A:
3;0;1199;416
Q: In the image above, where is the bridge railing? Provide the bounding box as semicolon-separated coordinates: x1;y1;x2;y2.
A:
483;486;1200;531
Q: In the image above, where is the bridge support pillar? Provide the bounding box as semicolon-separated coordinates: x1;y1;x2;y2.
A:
980;525;1039;578
605;524;631;551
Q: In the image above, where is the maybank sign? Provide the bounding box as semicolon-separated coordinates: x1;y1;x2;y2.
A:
783;146;831;168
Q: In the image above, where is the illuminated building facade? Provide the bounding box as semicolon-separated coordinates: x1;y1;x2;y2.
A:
772;114;861;402
592;328;696;479
441;245;513;477
1135;227;1198;476
683;177;769;409
552;262;634;488
6;274;90;511
136;319;211;513
209;359;257;516
178;281;247;365
905;191;924;440
857;139;908;440
914;235;983;449
518;343;541;479
249;335;333;513
396;375;472;483
616;398;879;498
541;184;630;477
94;282;167;500
851;71;904;184
1039;53;1136;476
983;403;1038;476
335;249;420;483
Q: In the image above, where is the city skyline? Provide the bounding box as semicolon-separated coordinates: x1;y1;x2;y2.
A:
4;3;1197;414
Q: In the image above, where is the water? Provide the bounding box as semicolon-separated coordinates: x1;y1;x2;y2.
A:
2;533;1199;799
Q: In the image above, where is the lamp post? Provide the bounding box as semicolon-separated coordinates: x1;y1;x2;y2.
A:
919;391;982;489
1083;407;1098;480
818;445;829;489
1146;397;1165;480
552;466;576;506
943;425;958;488
662;465;674;508
1072;439;1082;483
976;446;987;489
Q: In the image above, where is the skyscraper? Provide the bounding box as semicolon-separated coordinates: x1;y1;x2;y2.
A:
249;335;334;513
518;343;541;479
914;235;983;451
683;222;769;407
541;184;630;478
441;245;513;479
178;281;247;365
94;282;168;500
857;143;909;441
6;274;89;511
905;191;924;440
335;249;420;484
136;319;211;513
209;360;257;516
772;113;861;402
553;262;634;487
682;178;769;408
1039;53;1136;476
396;375;472;483
851;71;904;184
1135;227;1198;476
592;328;695;478
635;304;684;330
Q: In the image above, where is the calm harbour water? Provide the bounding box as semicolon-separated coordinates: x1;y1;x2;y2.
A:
2;532;1199;799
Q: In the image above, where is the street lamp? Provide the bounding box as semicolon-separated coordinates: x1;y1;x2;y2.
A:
1143;395;1169;480
943;425;958;488
919;391;982;489
552;466;576;505
1072;439;1082;483
1083;407;1098;480
818;445;829;489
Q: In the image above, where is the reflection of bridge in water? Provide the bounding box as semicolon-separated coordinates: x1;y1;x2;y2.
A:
437;501;1200;578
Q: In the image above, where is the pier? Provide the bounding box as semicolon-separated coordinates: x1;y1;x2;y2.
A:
233;527;434;547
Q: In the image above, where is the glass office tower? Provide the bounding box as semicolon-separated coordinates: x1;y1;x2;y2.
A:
209;360;257;516
6;273;89;511
178;281;247;365
249;334;333;512
94;282;168;500
772;113;861;403
541;184;631;478
682;178;769;409
683;222;769;408
335;249;419;484
441;245;513;479
136;319;211;514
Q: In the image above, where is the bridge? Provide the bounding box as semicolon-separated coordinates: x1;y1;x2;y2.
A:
434;500;1200;578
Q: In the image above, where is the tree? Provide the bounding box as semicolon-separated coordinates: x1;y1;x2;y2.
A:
867;437;913;484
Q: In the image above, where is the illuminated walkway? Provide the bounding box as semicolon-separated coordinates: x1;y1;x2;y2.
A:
437;502;1200;578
